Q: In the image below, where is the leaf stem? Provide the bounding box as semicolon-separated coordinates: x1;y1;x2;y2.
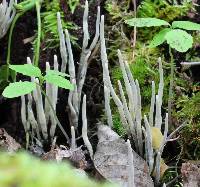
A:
34;0;42;66
6;13;23;81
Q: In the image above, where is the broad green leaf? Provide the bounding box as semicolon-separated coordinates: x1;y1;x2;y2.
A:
2;81;36;98
149;28;171;48
172;21;200;31
165;29;193;52
44;74;74;90
125;18;169;27
46;70;70;77
9;64;41;77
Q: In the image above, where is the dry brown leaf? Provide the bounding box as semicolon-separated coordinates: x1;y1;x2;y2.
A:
42;146;87;169
152;158;169;179
0;128;21;153
151;127;163;150
94;124;154;187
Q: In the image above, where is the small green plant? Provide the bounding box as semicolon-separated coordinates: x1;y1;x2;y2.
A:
125;17;200;125
105;0;129;20
136;0;193;41
125;18;200;52
2;63;74;144
2;64;74;98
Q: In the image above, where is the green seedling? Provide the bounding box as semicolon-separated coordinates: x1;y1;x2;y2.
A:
125;18;200;52
2;64;74;98
125;17;200;125
2;64;74;143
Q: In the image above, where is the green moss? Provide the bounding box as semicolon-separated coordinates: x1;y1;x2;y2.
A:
105;0;130;20
137;0;192;21
112;112;126;136
174;92;200;159
181;123;200;160
175;92;200;122
0;152;118;187
161;168;183;187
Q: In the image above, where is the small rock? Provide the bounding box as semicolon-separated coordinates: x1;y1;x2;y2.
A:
94;125;154;187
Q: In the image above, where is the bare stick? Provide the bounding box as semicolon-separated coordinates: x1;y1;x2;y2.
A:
181;62;200;66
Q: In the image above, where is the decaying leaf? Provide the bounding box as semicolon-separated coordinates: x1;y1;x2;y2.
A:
152;158;169;178
94;124;154;187
151;127;164;150
160;158;169;178
181;162;200;187
42;146;87;170
0;128;21;153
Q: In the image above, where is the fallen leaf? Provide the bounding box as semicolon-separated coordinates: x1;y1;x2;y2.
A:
0;128;21;153
42;146;87;169
152;158;168;178
151;127;163;150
